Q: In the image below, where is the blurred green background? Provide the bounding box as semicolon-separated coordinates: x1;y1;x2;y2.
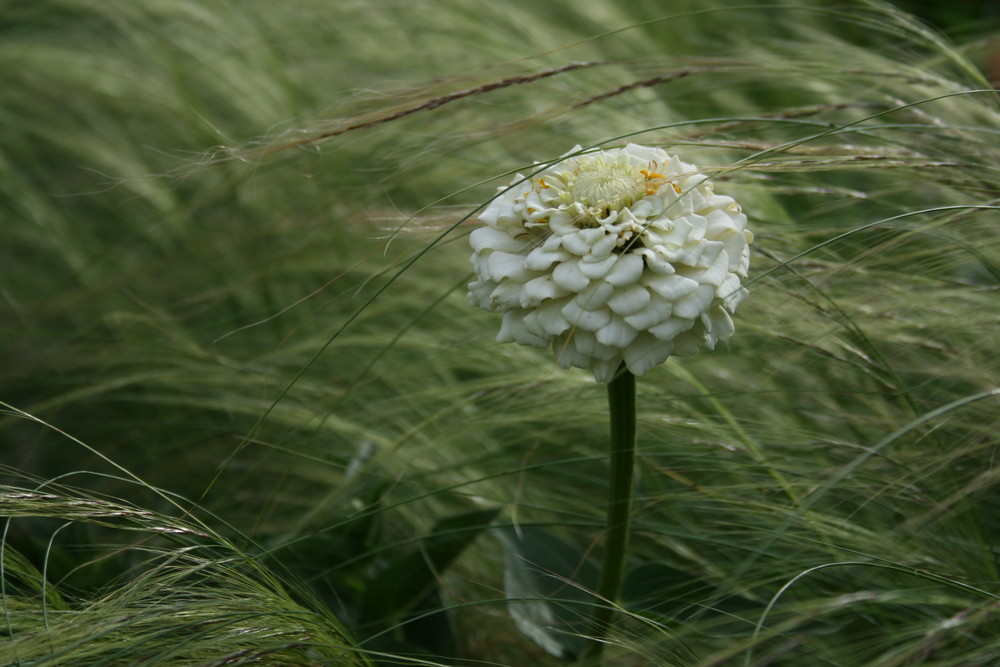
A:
2;1;1000;665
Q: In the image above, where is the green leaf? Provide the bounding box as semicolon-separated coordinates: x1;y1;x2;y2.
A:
361;507;500;623
498;526;597;661
401;587;455;656
621;562;757;633
621;562;712;618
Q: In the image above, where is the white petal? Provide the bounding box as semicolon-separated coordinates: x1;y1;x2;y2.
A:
538;186;565;206
467;279;496;310
643;273;699;301
575;281;615;309
592;341;620;361
579;227;605;245
623;297;672;330
489;281;522;309
560;300;611;332
549;209;578;234
709;223;751;272
660;218;697;246
470;226;525;253
566;329;597;357
497;311;547;347
686;214;708;241
579;254;618;279
693;240;724;269
552;334;589;370
719;280;748;310
561;232;593;256
672;285;715;319
542;234;564;252
717;274;743;303
478;187;518;227
607;284;650;316
525;300;570;336
525;246;570;271
636;248;676;274
623;143;671;164
589;232;618;258
591;357;624;383
692;248;730;287
628;196;662;219
704;307;735;341
672;328;704;357
687;190;712;215
520;275;566;307
604;253;644;286
596;317;638;348
648;243;684;264
552;260;590;292
705;207;741;235
486;252;529;282
648;317;695;341
622;334;673;376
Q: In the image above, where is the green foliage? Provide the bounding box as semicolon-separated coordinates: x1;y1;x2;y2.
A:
2;0;1000;665
0;474;367;665
500;526;599;661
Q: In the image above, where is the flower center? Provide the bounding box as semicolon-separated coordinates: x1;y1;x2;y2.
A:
568;158;645;212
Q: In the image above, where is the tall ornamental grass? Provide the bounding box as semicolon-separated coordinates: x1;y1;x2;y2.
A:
2;1;999;664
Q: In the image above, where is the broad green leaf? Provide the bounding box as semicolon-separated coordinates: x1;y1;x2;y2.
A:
622;562;757;635
498;526;597;661
361;507;500;623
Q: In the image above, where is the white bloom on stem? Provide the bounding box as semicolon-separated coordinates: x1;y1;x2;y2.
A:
468;143;752;382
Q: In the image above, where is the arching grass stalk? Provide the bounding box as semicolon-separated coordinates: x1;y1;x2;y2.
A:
582;363;636;662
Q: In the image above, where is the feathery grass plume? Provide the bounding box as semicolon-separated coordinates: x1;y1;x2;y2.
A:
2;0;1000;665
0;474;368;666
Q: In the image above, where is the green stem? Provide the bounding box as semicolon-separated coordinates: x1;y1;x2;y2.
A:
582;364;636;663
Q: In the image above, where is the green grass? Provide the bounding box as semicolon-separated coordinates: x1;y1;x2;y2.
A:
2;0;1000;664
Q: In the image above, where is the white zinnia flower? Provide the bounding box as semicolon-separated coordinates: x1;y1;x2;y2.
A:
468;143;752;383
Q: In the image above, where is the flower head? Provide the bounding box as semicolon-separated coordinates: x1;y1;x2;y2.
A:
468;144;752;382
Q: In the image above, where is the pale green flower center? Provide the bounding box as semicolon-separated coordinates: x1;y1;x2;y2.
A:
565;157;646;213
